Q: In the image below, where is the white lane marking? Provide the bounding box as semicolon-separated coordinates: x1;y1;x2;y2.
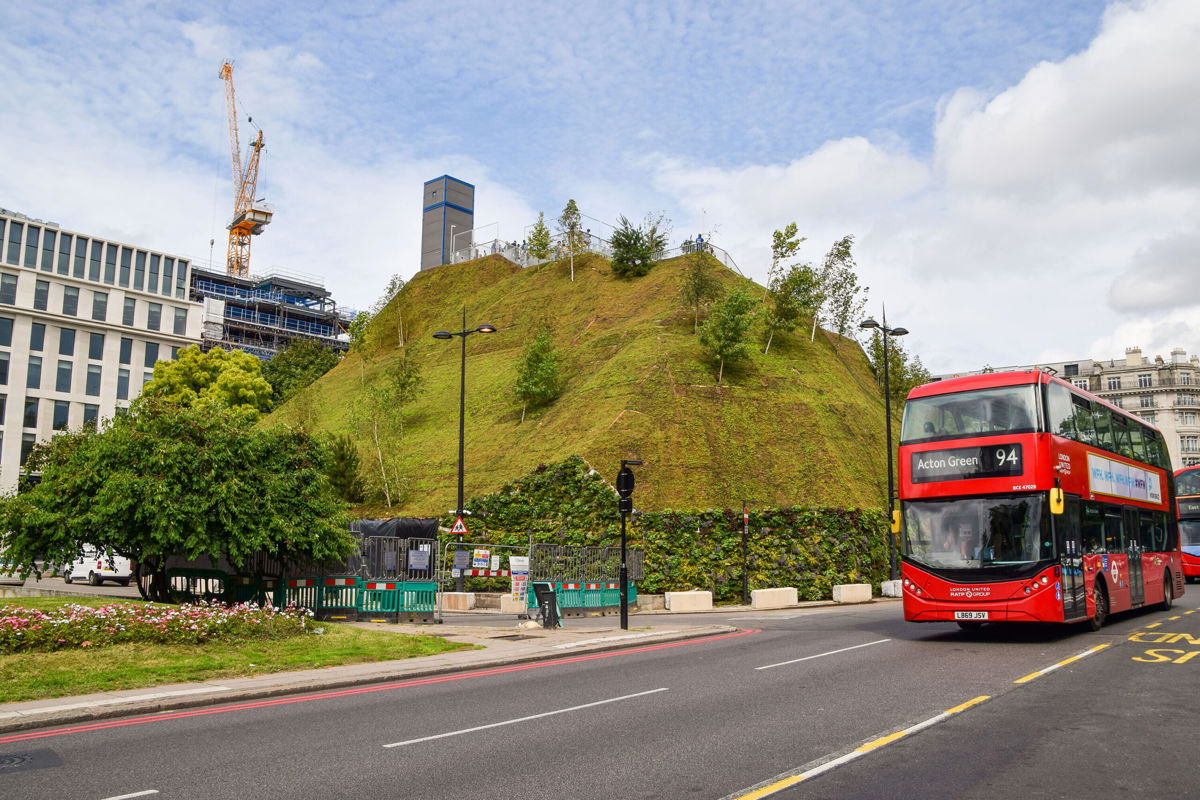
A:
382;688;668;748
550;630;678;649
100;791;159;800
755;639;891;671
5;686;232;718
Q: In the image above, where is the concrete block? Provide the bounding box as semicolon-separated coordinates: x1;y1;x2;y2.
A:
637;594;666;610
499;595;527;614
664;590;713;612
440;592;476;611
751;587;798;609
832;583;872;604
880;579;902;598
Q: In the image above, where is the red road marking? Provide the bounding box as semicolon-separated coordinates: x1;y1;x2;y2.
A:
0;628;760;744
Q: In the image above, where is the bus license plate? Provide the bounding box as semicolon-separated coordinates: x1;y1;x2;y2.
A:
954;611;989;621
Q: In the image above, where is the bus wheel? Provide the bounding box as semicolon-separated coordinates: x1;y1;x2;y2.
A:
1088;582;1109;631
956;621;985;632
1158;573;1174;611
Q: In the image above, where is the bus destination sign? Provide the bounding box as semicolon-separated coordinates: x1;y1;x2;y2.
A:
911;443;1023;484
1177;498;1200;518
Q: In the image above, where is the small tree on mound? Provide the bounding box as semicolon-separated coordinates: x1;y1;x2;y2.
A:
699;289;758;383
527;212;554;268
679;250;724;334
610;213;670;278
514;329;564;422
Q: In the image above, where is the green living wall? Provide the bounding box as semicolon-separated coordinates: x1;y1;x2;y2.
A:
450;456;889;602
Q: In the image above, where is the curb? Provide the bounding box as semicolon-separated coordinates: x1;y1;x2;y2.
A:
0;625;737;736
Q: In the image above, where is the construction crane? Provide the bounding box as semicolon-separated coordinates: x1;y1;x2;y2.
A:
218;60;272;277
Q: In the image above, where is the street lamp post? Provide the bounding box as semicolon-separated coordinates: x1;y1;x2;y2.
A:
433;308;497;591
859;314;908;581
615;459;642;630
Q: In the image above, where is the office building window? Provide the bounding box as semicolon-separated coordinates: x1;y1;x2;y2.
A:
1107;376;1121;390
117;367;130;400
91;291;108;322
143;371;153;388
0;352;8;385
6;222;22;264
27;355;42;389
170;346;179;360
23;226;39;268
1140;411;1156;424
73;237;87;278
20;433;36;467
1110;397;1123;409
88;240;101;282
57;233;72;274
83;404;98;426
0;393;5;424
173;306;187;335
103;243;117;285
123;297;135;326
53;399;69;430
41;230;56;272
1140;395;1155;408
23;398;38;428
147;302;161;331
119;337;132;364
1063;363;1079;377
119;247;131;288
1183;435;1199;453
59;328;75;356
88;332;104;360
0;273;16;305
62;285;79;316
176;262;187;299
144;341;159;369
34;279;50;311
0;316;11;346
162;258;174;297
148;254;160;294
1181;411;1198;426
56;360;72;393
134;251;146;291
1138;373;1153;388
85;364;101;396
30;322;45;352
1182;373;1194;386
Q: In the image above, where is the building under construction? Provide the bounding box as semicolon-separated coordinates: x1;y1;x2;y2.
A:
190;266;349;359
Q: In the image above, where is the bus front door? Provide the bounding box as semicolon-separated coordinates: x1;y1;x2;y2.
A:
1123;508;1145;606
1057;497;1086;620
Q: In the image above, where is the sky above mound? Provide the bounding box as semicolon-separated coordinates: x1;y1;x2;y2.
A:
2;0;1196;373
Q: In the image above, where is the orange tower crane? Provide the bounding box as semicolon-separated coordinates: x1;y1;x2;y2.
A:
218;60;272;277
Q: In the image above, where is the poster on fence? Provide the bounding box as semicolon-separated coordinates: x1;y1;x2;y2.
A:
407;549;430;571
472;549;490;569
509;556;530;603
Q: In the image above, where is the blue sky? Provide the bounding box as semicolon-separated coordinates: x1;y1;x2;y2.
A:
2;0;1197;373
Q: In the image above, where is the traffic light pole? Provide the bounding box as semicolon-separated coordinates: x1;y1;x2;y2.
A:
616;459;642;631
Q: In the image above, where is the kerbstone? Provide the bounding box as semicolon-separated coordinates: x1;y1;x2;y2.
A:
751;587;798;609
832;583;872;604
664;590;713;612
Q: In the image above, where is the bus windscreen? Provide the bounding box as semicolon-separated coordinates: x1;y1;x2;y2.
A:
1181;519;1200;557
1177;468;1200;498
901;385;1038;445
903;494;1051;576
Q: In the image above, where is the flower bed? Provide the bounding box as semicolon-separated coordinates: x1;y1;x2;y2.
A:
0;601;315;654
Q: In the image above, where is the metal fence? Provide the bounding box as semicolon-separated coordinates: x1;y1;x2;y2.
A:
529;544;643;583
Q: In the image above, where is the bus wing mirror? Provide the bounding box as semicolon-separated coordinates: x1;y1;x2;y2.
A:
890;509;901;534
1050;487;1064;515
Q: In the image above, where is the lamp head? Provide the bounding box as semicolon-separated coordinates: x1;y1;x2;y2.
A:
432;330;453;340
475;324;497;334
890;327;909;337
859;318;880;330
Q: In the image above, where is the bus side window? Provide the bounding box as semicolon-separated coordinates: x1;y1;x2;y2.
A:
1081;503;1105;553
1112;416;1134;460
1092;406;1115;453
1126;422;1148;463
1162;511;1179;551
1071;395;1096;446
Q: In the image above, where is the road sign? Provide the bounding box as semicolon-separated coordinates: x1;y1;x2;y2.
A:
450;516;469;535
616;466;635;498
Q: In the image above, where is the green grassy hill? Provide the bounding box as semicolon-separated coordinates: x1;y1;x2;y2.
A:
267;252;891;516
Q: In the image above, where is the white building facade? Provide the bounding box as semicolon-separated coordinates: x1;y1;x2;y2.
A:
0;209;203;494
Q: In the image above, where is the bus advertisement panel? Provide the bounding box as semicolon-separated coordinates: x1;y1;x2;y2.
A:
1175;466;1200;581
897;371;1184;631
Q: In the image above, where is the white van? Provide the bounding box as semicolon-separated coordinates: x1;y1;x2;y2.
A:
63;547;133;586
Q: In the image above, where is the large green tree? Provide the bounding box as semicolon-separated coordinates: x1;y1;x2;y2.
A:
0;399;355;602
142;345;273;413
262;339;340;405
609;213;670;278
514;329;564;422
699;289;758;383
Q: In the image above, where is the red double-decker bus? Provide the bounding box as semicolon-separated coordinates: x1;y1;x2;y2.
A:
896;370;1184;631
1175;466;1200;582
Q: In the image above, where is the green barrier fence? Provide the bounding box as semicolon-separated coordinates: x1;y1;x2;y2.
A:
165;568;229;604
526;581;637;616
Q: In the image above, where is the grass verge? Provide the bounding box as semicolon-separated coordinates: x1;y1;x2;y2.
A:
0;596;476;703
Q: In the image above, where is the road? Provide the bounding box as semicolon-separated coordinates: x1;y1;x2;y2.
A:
1;597;1195;799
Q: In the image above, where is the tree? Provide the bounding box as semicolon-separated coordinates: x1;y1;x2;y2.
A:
142;345;273;413
699;289;758;383
526;212;554;267
348;274;407;352
347;312;373;352
609;213;670;278
0;399;355;602
262;339;340;405
765;223;806;303
866;331;933;409
679;250;724;334
350;350;425;508
514;329;564;422
557;199;586;282
325;433;365;504
818;235;868;340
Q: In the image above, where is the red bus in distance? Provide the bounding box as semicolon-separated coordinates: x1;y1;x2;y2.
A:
897;370;1184;631
1175;466;1200;582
